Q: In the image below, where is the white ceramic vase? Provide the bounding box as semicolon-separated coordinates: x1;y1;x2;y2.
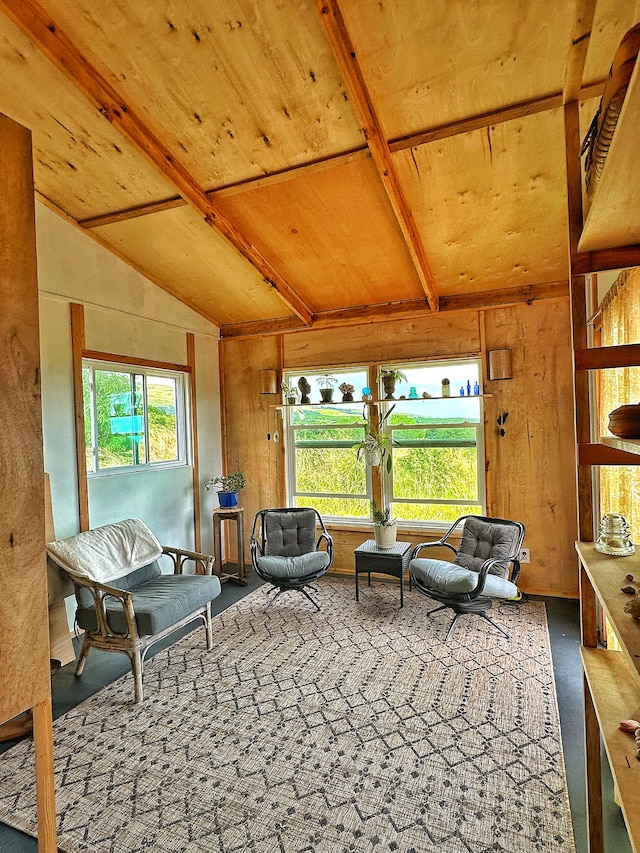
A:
374;523;397;549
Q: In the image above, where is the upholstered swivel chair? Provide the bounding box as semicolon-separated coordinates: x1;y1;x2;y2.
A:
409;515;525;640
250;507;333;611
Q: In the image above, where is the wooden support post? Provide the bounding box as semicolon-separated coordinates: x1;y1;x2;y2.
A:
187;333;201;552
0;111;57;850
70;302;89;531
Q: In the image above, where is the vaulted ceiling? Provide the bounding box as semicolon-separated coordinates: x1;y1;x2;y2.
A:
1;0;639;336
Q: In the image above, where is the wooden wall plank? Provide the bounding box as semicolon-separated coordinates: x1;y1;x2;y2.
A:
284;310;481;369
0;111;57;849
221;336;284;563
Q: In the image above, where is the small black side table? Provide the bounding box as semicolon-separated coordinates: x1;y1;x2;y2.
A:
354;539;412;607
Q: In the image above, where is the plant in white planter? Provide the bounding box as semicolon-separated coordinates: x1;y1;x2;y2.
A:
372;501;398;549
205;471;246;508
354;404;397;472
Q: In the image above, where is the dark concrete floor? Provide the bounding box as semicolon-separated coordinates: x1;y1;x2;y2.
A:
0;578;632;852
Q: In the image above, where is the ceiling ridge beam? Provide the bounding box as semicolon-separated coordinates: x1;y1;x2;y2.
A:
79;78;607;232
221;282;569;338
0;0;312;325
315;0;438;310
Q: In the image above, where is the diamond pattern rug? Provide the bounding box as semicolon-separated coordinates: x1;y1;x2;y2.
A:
0;579;575;852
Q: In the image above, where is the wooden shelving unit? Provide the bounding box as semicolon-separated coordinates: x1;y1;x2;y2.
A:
579;59;640;254
576;543;640;853
568;30;640;853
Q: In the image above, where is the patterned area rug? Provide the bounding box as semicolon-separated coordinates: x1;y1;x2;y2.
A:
0;579;575;853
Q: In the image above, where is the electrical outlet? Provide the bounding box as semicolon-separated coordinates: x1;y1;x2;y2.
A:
519;548;530;563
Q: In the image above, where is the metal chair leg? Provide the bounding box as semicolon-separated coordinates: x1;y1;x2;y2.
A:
478;611;509;638
444;612;462;641
301;588;321;611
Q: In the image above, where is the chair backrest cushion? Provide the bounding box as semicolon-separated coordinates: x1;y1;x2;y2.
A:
454;517;520;579
74;560;163;608
264;509;317;557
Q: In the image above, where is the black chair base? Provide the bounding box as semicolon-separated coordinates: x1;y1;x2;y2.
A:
419;588;510;640
266;584;321;611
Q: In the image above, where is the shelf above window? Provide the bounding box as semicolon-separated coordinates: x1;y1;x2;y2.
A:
272;394;492;409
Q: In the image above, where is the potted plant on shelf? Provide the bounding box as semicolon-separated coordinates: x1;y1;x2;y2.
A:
281;380;298;405
205;471;246;508
339;381;355;402
354;404;397;472
316;374;338;403
372;501;398;549
378;368;408;400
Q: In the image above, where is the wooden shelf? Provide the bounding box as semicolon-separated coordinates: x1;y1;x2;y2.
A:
273;394;491;409
581;647;640;849
579;57;640;253
601;436;640;456
576;542;640;689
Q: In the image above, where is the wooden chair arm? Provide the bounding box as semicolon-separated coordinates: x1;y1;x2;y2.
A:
161;545;214;576
72;575;138;640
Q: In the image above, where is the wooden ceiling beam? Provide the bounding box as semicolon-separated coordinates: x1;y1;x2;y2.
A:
220;282;568;339
79;79;606;232
572;244;640;274
0;0;313;326
563;0;598;103
314;0;438;310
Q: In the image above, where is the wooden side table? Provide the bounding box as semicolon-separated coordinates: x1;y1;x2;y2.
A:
212;507;247;586
354;539;412;607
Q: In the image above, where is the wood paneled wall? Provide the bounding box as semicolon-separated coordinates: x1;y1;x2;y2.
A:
222;296;579;598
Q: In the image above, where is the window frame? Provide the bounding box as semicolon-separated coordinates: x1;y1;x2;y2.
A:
282;359;486;530
83;358;190;477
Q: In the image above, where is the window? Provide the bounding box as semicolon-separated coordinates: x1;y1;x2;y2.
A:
284;368;371;519
283;359;485;527
382;361;485;525
83;360;189;474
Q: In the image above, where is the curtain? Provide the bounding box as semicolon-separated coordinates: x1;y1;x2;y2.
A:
599;267;640;538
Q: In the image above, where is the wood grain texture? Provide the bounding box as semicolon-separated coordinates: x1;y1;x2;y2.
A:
394;110;569;297
0;113;51;721
0;0;313;324
0;113;57;850
314;0;438;307
221;336;284;561
187;333;201;552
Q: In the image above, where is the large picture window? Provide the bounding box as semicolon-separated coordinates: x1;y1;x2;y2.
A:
283;360;485;527
83;360;189;475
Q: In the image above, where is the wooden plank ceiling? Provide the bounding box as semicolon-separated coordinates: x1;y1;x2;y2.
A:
0;0;638;335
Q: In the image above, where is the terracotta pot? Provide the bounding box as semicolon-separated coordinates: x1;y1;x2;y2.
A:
608;402;640;438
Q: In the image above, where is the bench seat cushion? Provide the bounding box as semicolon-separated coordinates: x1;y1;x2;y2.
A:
77;573;221;636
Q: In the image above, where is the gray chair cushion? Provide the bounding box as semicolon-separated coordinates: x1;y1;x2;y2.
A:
455;517;520;578
75;560;163;609
264;509;317;557
76;573;221;635
410;558;518;599
257;551;330;580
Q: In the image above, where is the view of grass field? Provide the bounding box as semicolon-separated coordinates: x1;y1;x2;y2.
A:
83;368;179;471
291;404;481;523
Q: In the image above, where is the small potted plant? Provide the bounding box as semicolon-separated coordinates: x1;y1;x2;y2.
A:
205;471;246;508
281;380;298;405
316;374;338;403
378;368;408;400
372;501;398;549
354;405;397;472
339;381;355;402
